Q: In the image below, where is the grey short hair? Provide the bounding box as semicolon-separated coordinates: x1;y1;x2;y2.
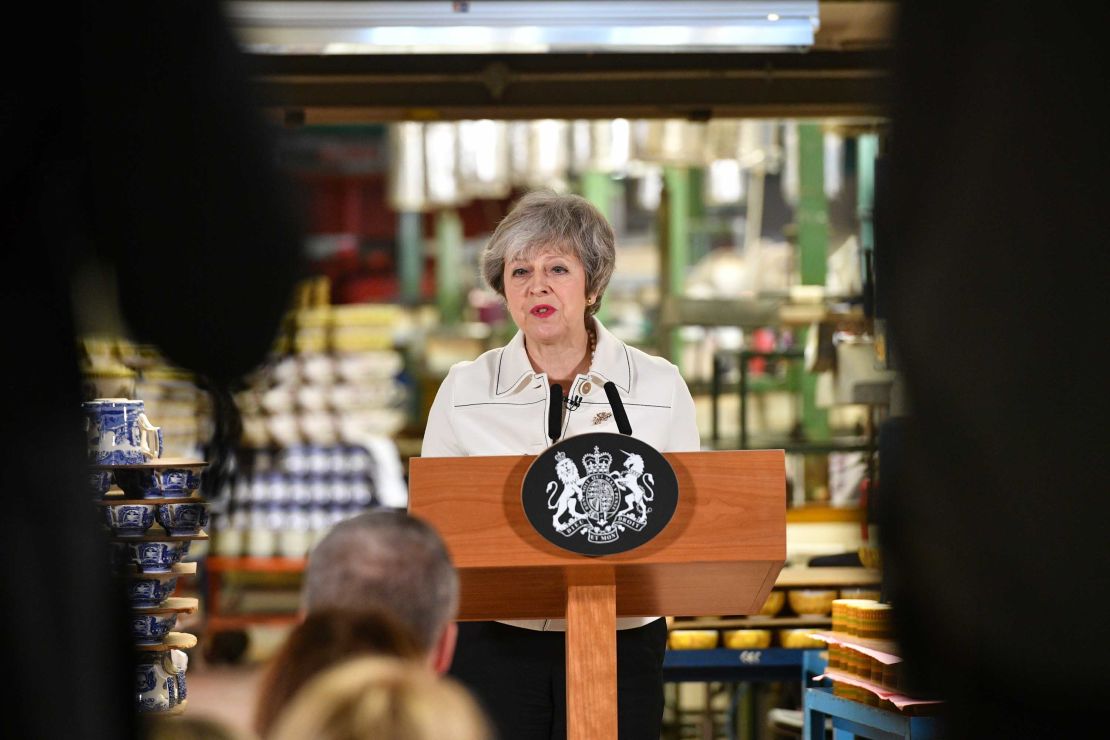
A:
303;510;459;652
480;190;616;318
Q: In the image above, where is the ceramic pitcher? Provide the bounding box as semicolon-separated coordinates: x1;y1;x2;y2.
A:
83;398;162;465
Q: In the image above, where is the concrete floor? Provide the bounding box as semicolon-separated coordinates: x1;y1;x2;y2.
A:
175;623;293;737
183;661;265;736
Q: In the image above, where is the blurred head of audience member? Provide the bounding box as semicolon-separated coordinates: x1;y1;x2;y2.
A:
302;509;459;674
268;655;494;740
254;608;422;738
143;713;255;740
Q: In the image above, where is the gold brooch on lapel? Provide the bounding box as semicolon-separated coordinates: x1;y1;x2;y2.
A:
593;411;612;425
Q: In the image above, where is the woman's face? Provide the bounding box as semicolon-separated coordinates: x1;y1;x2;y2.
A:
503;247;590;348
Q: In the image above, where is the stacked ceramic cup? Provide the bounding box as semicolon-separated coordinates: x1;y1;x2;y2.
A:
83;398;208;716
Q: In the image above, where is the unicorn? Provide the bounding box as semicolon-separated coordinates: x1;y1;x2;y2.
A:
614;451;654;521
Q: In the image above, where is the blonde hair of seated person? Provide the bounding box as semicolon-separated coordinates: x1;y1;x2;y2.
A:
254;609;423;738
268;655;493;740
143;714;255;740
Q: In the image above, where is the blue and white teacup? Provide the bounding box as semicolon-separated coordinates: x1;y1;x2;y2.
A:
104;502;157;537
131;612;178;645
156;501;209;536
115;467;201;499
136;656;171;713
83;398;162;465
125;575;179;608
159;468;202;497
136;654;177;712
126;540;190;573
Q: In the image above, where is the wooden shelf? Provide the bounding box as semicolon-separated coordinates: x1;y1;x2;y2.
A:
786;506;867;524
206;614;300;632
120;562;197;576
133;597;199;615
203;557;306;637
672;616;832;629
136;632;197;652
776;567;880;588
204;556;306;573
110;530;209;542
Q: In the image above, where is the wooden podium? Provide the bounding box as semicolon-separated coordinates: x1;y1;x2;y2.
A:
409;450;785;740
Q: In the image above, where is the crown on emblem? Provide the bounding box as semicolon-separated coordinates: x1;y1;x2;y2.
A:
582;446;612;474
554;451;567;463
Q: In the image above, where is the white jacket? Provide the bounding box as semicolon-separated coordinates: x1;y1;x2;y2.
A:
420;319;701;631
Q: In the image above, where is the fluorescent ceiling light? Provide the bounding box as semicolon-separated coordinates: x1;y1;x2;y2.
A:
227;1;819;54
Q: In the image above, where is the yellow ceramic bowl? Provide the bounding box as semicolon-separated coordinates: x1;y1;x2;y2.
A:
839;587;882;602
778;628;826;649
723;629;772;649
667;630;719;650
788;589;839;616
757;590;786;618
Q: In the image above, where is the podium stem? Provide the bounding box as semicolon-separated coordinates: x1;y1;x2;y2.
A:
565;581;617;740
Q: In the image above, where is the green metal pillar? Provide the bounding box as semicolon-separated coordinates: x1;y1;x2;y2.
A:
580;170;616;325
397;211;424;305
796;124;830;442
797;125;829;288
580;170;615;220
686;167;707;265
856;133;879;278
397;210;425;425
661;165;691;364
434;209;464;324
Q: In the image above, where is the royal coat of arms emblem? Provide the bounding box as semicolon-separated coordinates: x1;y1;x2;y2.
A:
522;432;678;555
548;446;657;543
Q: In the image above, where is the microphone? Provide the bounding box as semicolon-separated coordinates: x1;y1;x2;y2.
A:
603;382;632;435
549;384;563;442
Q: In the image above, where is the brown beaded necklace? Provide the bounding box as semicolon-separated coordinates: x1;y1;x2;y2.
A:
533;323;596;389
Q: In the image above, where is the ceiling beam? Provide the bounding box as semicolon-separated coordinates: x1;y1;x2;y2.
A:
246;50;893;123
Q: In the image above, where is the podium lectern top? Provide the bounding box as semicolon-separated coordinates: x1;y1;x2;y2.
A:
409;449;786;621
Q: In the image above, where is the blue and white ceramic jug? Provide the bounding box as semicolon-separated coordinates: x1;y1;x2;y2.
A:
82;398;162;465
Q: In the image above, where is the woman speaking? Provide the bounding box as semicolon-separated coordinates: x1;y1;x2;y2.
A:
421;189;700;739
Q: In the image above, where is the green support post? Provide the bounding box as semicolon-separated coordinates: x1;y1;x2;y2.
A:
661;165;691;365
434;209;464;324
797;125;829;288
397;209;426;426
580;170;615;220
856;132;879;276
686;166;706;265
796;124;830;443
580;170;615;325
397;211;424;306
